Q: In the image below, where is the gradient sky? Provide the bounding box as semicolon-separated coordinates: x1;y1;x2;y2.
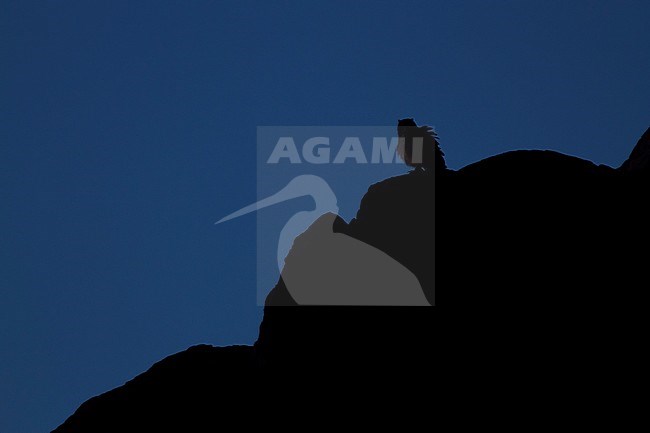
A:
1;1;649;431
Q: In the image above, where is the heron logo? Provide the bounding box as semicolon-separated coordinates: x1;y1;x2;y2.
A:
216;126;431;306
217;175;338;273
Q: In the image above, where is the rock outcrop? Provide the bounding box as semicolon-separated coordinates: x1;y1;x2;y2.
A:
52;126;649;432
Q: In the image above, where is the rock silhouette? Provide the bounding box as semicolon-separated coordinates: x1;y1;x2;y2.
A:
52;123;649;432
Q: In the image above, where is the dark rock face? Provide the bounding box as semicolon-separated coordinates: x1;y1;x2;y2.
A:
620;127;650;174
52;127;649;432
53;345;257;432
436;141;648;305
349;171;435;303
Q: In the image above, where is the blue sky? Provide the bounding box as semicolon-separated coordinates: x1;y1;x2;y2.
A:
1;1;649;431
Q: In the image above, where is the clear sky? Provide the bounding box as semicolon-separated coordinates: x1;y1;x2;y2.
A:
1;1;649;431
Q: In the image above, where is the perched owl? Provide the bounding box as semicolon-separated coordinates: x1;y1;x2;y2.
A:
397;118;446;172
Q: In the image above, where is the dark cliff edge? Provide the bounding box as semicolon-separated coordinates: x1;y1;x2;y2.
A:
53;127;649;431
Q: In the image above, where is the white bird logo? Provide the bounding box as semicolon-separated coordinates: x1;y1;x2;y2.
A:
216;174;429;305
216;175;338;272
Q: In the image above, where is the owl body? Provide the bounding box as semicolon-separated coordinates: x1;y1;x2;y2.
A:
397;118;446;172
